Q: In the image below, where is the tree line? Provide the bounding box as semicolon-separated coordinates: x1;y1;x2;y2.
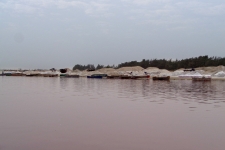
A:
73;55;225;71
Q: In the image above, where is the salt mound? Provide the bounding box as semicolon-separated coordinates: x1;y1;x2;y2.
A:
116;66;144;72
172;70;184;76
72;69;81;73
144;67;171;76
107;71;121;76
159;69;172;76
145;67;160;71
214;71;225;77
97;68;115;73
196;66;225;74
144;67;160;75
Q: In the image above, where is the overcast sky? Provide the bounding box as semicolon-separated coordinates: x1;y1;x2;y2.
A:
1;0;225;69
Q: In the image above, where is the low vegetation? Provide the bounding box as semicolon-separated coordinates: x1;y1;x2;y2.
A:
73;55;225;71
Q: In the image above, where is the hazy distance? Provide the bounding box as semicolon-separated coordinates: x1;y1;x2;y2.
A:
1;0;225;69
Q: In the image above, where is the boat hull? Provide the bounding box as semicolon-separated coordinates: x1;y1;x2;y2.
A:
11;73;23;76
87;74;107;79
107;75;121;79
43;74;58;77
152;76;170;80
26;74;39;77
87;76;103;78
62;75;79;78
120;76;131;79
192;77;211;81
131;75;150;79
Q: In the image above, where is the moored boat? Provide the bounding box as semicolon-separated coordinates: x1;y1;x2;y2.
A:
26;73;39;77
4;73;12;76
60;73;69;77
43;74;58;77
120;75;132;79
87;74;107;78
107;75;121;79
8;71;23;76
192;76;211;81
11;72;23;76
152;76;170;80
131;75;150;79
62;74;79;78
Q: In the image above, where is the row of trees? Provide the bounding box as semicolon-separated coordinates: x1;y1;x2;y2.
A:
72;64;115;71
73;55;225;71
72;64;95;71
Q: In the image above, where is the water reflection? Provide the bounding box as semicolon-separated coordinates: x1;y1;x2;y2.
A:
57;78;225;107
0;77;225;150
1;77;225;108
113;79;225;107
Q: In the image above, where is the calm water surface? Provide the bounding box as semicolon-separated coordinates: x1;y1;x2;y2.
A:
0;77;225;150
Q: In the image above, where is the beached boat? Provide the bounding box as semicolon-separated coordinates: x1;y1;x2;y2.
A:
11;72;23;76
60;73;69;77
62;74;79;78
43;74;58;77
26;73;39;77
107;75;121;79
4;71;24;76
7;71;23;76
120;75;132;79
192;76;211;81
2;71;13;76
4;73;12;76
152;76;170;80
131;75;150;79
87;74;107;78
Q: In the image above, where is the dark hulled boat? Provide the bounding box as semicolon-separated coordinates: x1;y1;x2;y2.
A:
131;75;150;79
192;77;211;81
87;74;107;78
120;75;132;79
62;74;79;78
107;75;121;79
152;76;170;80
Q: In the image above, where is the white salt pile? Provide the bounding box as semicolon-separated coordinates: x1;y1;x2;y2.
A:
214;71;225;77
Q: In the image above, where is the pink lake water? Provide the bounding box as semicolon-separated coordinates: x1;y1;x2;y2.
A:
0;76;225;150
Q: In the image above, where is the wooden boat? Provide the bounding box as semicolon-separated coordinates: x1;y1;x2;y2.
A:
49;74;58;77
26;73;39;77
43;74;58;77
152;76;170;80
60;73;69;77
192;77;211;81
62;74;79;78
87;74;107;78
131;75;150;79
11;73;23;76
4;73;12;76
120;75;132;79
184;68;195;72
107;75;121;79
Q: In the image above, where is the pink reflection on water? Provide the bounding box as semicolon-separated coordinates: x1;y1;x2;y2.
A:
0;77;225;150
